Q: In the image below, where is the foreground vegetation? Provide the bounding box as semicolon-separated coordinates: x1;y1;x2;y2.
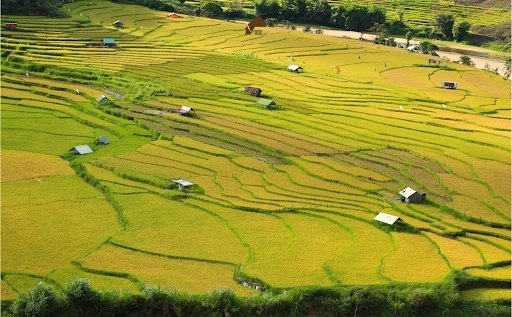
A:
1;0;510;315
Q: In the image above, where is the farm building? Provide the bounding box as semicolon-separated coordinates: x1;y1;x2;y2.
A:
95;136;110;145
168;12;179;18
399;187;424;203
287;65;303;72
374;212;403;225
101;38;116;47
69;144;94;155
171;179;195;191
97;94;110;102
257;98;277;110
441;81;457;89
245;16;267;35
5;23;17;29
112;20;124;28
178;106;195;116
407;45;418;51
245;86;262;97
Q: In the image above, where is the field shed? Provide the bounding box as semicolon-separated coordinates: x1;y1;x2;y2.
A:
407;45;418;51
441;81;457;89
399;187;424;203
101;38;116;47
287;65;303;72
171;179;195;191
245;86;262;97
95;136;110;145
5;23;17;29
112;20;124;28
168;12;179;18
97;94;110;102
179;106;195;116
374;212;402;225
69;144;93;155
257;98;276;109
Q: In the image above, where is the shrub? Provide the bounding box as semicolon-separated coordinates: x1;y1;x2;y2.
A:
10;282;61;317
459;55;472;66
266;17;278;27
201;1;223;18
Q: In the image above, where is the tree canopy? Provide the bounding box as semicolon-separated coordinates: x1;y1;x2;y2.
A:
2;0;66;17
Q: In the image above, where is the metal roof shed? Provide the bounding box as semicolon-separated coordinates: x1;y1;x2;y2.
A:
171;179;195;191
374;212;402;225
97;94;109;102
96;136;110;145
287;65;303;72
399;187;424;203
69;144;94;155
257;98;276;109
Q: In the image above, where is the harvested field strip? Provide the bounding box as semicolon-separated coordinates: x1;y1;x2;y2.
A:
110;193;248;263
3;275;44;294
79;244;256;295
1;280;17;300
382;232;450;282
423;232;483;269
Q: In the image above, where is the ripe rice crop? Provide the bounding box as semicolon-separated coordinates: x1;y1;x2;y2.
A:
1;280;17;300
461;288;511;301
3;275;43;294
80;244;256;296
382;232;450;282
110;194;248;263
2;178;119;275
465;267;512;280
48;263;140;292
458;237;511;264
447;195;508;224
423;232;483;269
1;150;74;182
172;136;235;156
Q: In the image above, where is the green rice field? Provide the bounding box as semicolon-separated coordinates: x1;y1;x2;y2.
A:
1;0;510;303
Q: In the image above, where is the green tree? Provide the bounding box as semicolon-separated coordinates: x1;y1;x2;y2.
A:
419;41;439;54
432;13;455;40
279;0;298;20
453;21;471;42
265;17;279;27
330;5;346;29
405;31;413;47
306;0;331;25
200;1;223;18
10;282;61;317
254;0;281;19
459;55;472;65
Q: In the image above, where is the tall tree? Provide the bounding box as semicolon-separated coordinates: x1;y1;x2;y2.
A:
279;0;298;20
453;21;471;42
254;0;281;19
432;14;455;40
306;0;331;25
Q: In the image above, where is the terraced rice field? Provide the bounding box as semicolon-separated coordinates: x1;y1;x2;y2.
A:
1;0;510;300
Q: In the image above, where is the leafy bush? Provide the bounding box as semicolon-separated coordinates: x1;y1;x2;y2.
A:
201;1;223;18
10;282;61;317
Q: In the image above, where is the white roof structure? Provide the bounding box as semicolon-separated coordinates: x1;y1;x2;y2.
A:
399;187;417;198
97;94;109;102
407;45;417;51
179;106;194;113
287;65;302;71
171;179;195;187
69;144;93;155
374;212;402;225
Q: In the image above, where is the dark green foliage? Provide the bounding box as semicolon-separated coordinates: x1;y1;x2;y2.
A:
459;55;472;65
305;0;331;25
5;278;512;317
432;14;455;40
255;0;281;19
9;282;61;317
1;0;67;17
419;41;439;54
265;17;279;27
200;1;224;18
453;22;471;42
